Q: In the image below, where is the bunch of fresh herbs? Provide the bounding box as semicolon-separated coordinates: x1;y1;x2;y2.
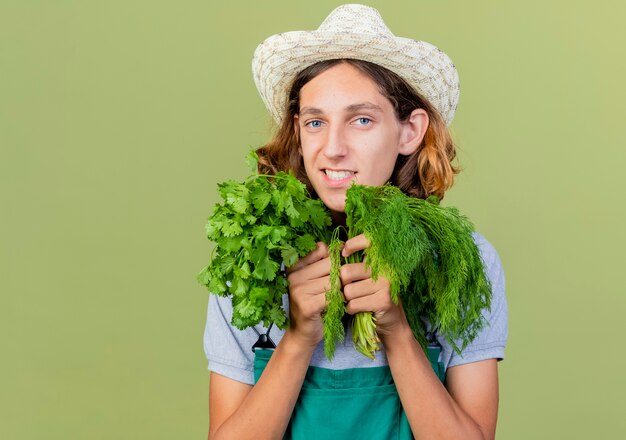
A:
323;183;492;359
196;151;331;330
198;154;491;361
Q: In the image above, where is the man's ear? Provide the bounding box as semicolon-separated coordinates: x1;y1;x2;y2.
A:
399;109;429;156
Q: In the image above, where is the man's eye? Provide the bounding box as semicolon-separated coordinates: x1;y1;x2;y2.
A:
356;117;371;125
306;120;323;128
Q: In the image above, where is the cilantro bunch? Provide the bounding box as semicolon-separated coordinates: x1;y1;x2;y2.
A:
197;152;331;330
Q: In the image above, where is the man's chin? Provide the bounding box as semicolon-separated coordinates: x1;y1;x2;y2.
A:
320;195;346;214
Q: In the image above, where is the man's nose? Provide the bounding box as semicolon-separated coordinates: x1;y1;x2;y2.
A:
322;125;348;159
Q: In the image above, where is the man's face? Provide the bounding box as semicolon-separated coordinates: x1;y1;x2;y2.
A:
296;63;408;213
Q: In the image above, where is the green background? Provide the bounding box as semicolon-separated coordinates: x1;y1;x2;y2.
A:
2;0;624;438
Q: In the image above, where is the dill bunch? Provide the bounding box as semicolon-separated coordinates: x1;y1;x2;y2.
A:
343;183;492;358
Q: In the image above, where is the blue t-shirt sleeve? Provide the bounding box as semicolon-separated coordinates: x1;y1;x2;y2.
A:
440;232;509;369
203;294;258;385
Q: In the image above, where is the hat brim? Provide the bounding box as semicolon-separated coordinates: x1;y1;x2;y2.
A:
252;29;459;125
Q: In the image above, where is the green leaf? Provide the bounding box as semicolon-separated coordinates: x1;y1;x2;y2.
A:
306;199;331;229
196;265;211;285
219;256;236;275
218;235;244;253
233;261;251;279
234;299;258;320
226;192;249;214
221;220;243;237
284;196;300;220
285;174;306;199
294;234;317;255
249;286;270;304
295;204;310;223
206;214;229;240
245;149;259;172
218;181;249;214
208;275;227;295
240;236;252;248
243;214;257;225
250;245;268;266
217;180;239;201
268;302;288;329
253;258;279;281
252;224;273;241
229;275;248;297
280;245;299;267
251;190;272;211
271;189;285;214
270;226;287;244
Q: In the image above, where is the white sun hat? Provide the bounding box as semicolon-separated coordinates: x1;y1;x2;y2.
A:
252;4;460;126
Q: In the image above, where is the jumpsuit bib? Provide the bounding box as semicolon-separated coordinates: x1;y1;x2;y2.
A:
252;342;445;440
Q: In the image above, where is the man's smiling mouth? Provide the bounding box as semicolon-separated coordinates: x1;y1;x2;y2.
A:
324;169;356;181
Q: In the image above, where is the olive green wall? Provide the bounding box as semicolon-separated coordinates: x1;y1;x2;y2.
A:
2;1;624;438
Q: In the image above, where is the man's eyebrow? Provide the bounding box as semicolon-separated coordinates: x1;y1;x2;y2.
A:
299;107;324;116
346;102;383;113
